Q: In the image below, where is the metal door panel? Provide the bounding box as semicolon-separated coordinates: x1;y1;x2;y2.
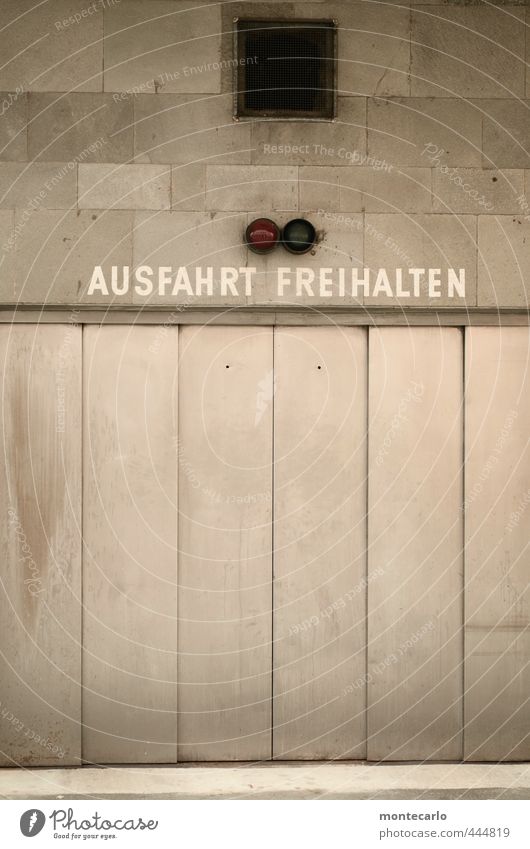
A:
367;327;464;760
464;327;530;761
178;326;273;760
82;326;178;763
0;325;82;766
273;327;367;759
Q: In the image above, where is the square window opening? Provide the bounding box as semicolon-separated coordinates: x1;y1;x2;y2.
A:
234;19;337;121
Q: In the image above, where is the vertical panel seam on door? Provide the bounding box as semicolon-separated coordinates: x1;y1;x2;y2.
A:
365;325;370;760
80;324;85;765
462;325;466;761
176;324;180;764
271;325;275;761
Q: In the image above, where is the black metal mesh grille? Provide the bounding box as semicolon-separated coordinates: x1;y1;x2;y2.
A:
235;20;336;119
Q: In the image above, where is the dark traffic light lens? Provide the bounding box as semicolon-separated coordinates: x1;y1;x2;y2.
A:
282;218;316;254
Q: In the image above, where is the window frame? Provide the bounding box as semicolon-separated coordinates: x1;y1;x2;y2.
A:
233;18;338;122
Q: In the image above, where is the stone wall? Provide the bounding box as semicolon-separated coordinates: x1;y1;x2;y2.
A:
0;0;529;310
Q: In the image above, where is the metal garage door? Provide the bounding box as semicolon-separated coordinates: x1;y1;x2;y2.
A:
0;324;528;764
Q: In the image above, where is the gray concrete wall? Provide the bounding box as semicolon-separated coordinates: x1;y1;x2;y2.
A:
0;0;529;310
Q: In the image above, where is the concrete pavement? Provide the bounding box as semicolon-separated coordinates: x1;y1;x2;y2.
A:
0;763;529;800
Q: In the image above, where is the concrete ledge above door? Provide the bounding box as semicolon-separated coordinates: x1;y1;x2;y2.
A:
0;305;528;327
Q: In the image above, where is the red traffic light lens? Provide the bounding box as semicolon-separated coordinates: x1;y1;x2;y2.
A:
245;218;280;253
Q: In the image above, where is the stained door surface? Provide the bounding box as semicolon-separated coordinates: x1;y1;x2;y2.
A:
0;324;528;764
367;328;464;761
464;327;530;761
178;326;273;761
0;325;82;766
274;328;367;760
82;326;179;763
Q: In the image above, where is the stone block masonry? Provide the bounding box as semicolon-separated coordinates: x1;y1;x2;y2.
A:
0;0;528;310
